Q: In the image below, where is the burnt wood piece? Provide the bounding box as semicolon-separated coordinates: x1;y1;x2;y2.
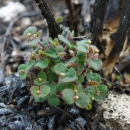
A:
116;55;130;72
65;0;74;29
91;0;109;45
34;0;62;39
103;0;124;30
103;2;130;76
102;0;125;58
65;0;82;35
91;110;105;130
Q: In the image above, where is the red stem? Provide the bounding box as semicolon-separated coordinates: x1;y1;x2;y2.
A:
37;42;46;50
81;64;88;75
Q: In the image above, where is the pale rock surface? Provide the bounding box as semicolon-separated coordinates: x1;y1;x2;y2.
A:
0;1;26;21
98;92;130;130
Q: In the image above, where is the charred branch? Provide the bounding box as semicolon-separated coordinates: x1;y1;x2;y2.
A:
34;0;62;39
65;0;82;35
65;0;74;29
103;0;124;30
116;55;130;72
91;0;109;45
103;3;130;76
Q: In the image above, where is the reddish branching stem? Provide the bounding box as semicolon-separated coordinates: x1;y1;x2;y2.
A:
37;42;46;50
81;64;88;75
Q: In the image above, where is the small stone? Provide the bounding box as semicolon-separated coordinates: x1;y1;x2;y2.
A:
75;117;87;127
69;108;79;116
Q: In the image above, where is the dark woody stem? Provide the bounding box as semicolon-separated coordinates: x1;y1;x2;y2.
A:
34;0;62;39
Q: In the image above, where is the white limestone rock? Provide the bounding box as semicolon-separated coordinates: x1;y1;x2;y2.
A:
99;92;130;130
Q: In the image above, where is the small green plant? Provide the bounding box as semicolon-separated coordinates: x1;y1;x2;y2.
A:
18;26;107;109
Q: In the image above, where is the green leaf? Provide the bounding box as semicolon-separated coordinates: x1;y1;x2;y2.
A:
56;83;75;92
35;97;47;102
76;92;90;108
64;57;77;66
58;35;72;48
48;94;60;106
56;45;64;53
42;40;49;47
62;89;74;104
36;30;42;37
67;83;76;90
77;60;85;72
76;45;88;52
19;71;27;80
45;50;57;58
62;68;77;82
18;64;27;71
18;64;27;80
35;58;48;69
31;85;50;98
47;70;57;84
77;75;84;83
71;30;74;37
23;26;37;35
27;60;35;70
62;77;78;82
56;17;63;23
77;52;86;61
86;86;95;92
30;86;49;102
94;85;108;101
34;71;47;85
86;86;95;96
40;85;51;97
87;73;101;83
30;86;39;97
88;59;102;71
53;38;59;44
56;83;67;92
54;63;67;74
38;71;47;79
77;39;90;45
91;45;98;50
34;78;43;85
77;85;84;93
25;38;40;46
50;82;57;93
65;68;76;77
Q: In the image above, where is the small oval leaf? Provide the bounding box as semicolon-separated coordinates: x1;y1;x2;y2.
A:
56;17;63;23
35;58;48;69
76;45;88;52
23;26;37;35
27;60;35;70
87;73;101;83
54;63;67;74
62;89;74;104
25;38;40;46
58;35;72;48
48;94;60;106
45;50;57;58
88;59;102;71
76;92;90;108
18;64;27;80
18;64;27;71
94;85;108;101
40;85;50;97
